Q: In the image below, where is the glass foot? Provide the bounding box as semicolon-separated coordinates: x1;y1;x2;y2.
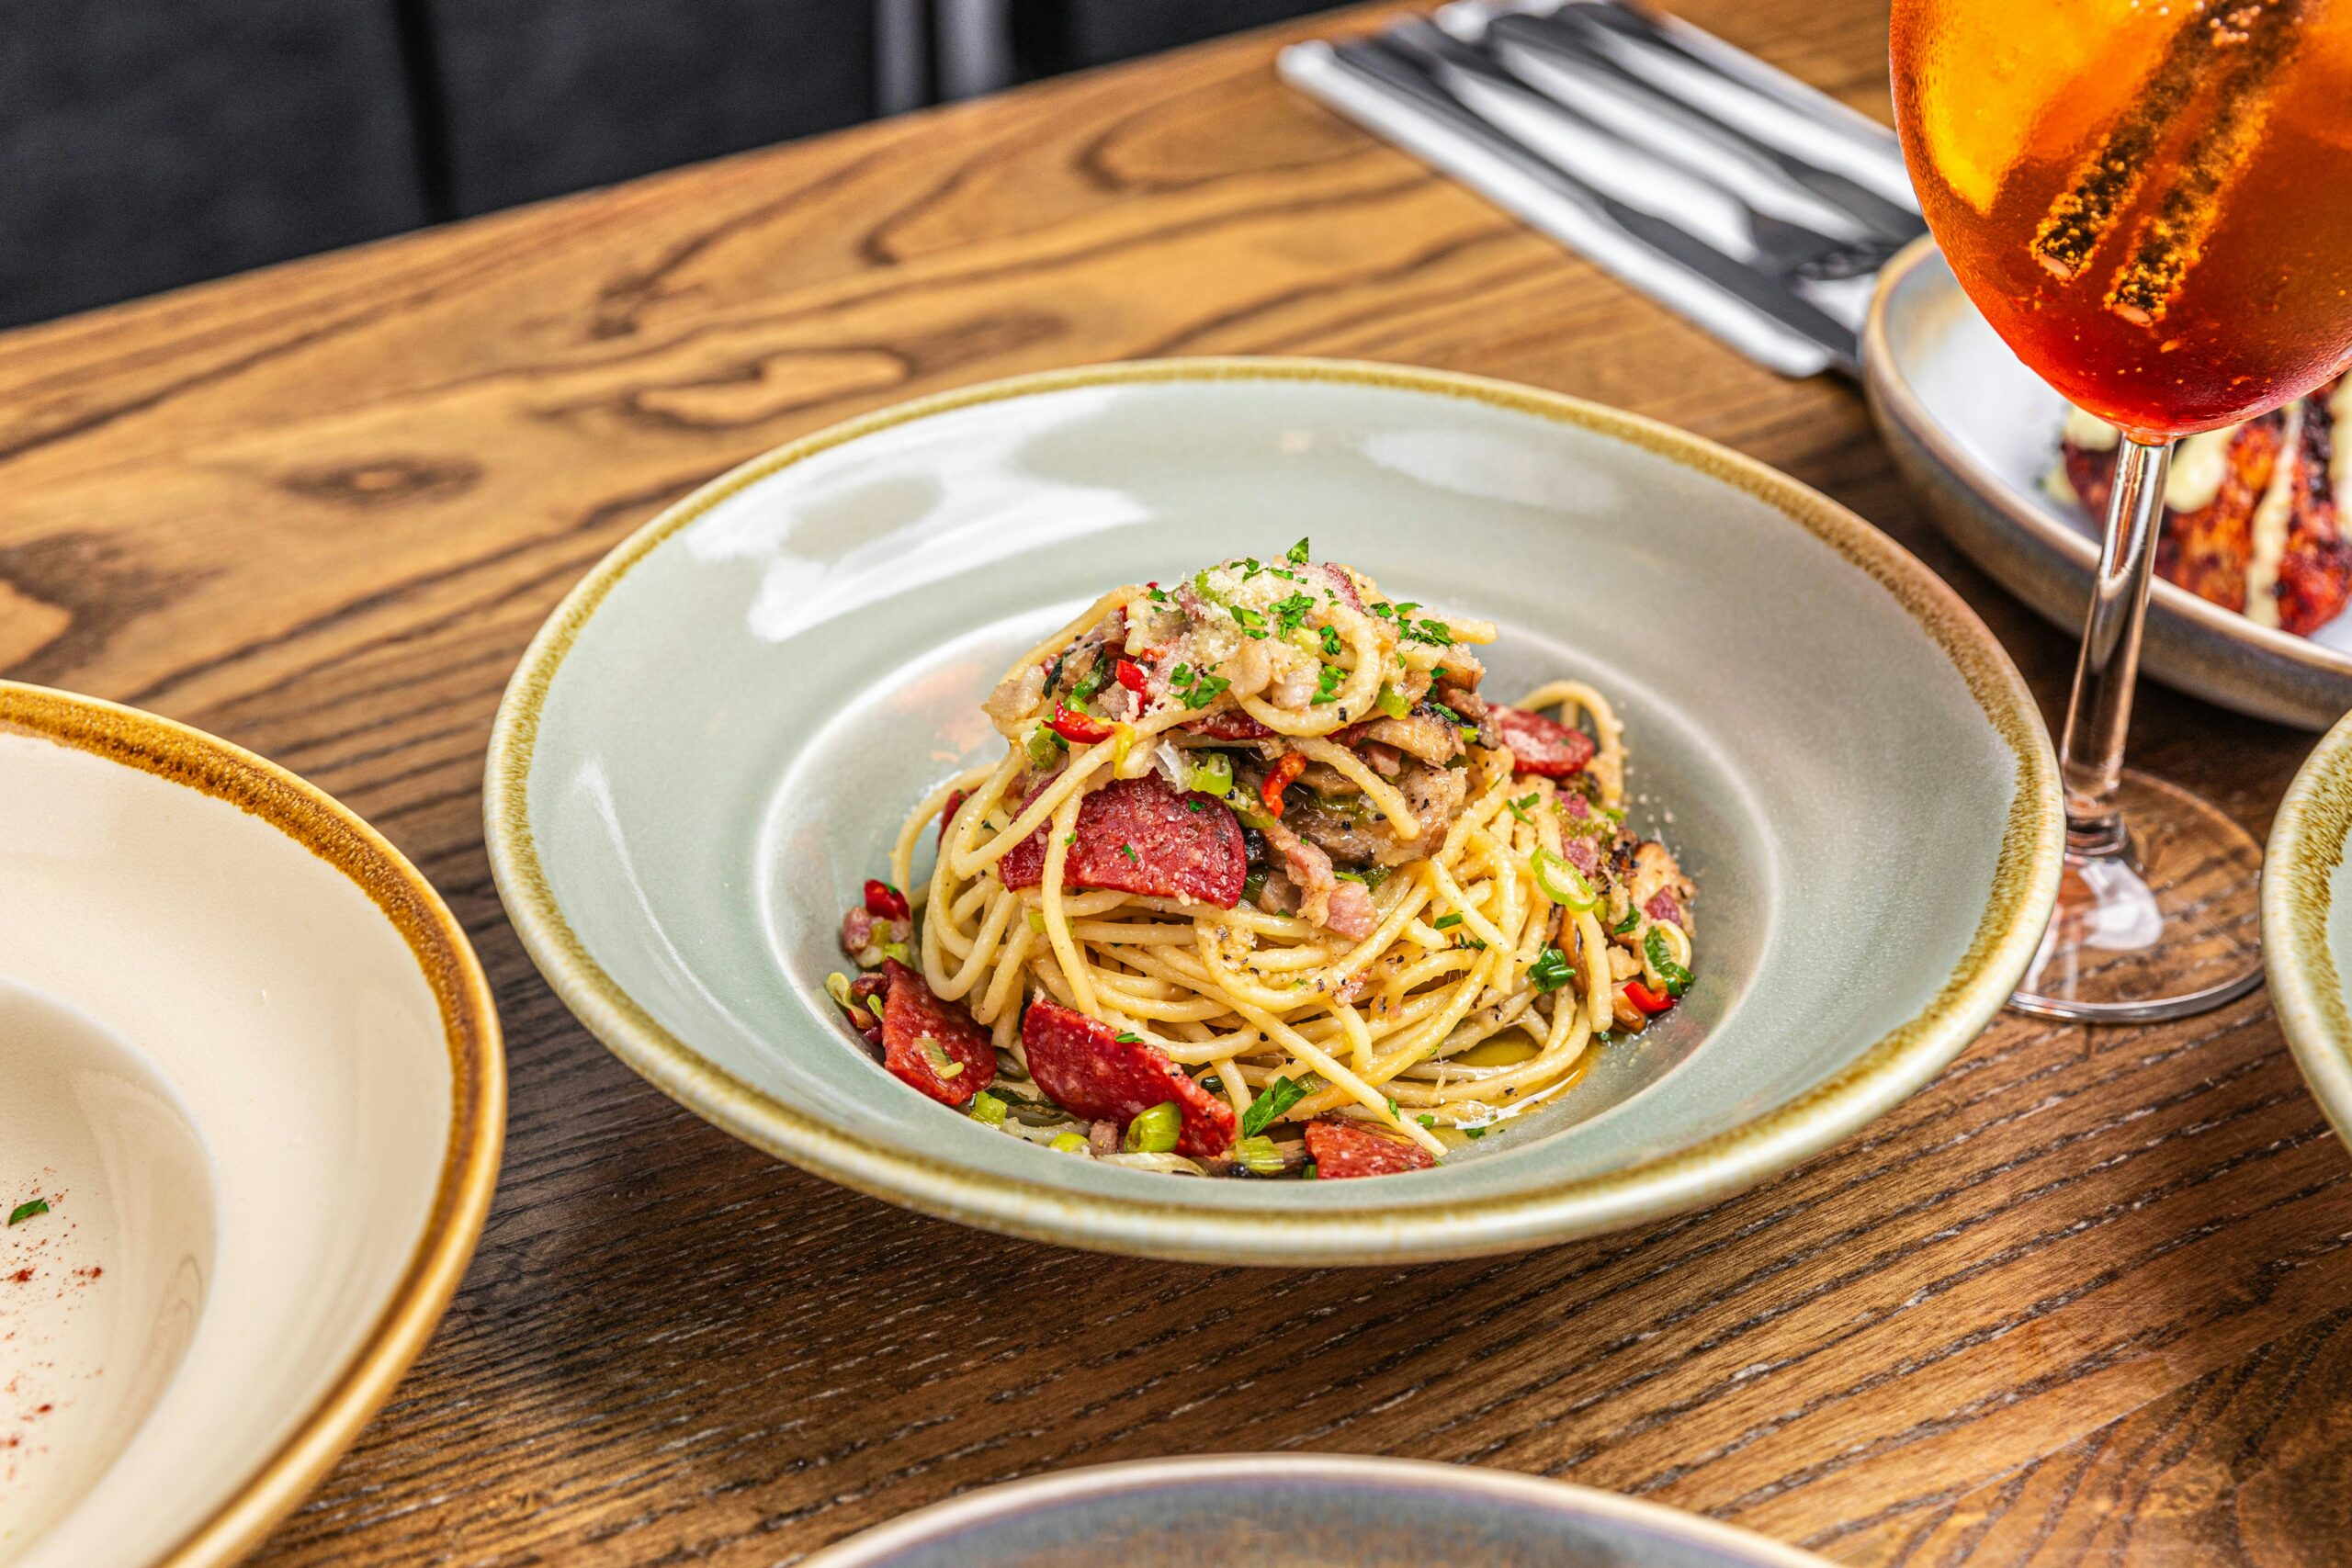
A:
2011;769;2264;1022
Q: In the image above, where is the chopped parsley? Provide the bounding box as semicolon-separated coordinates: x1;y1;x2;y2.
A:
1286;537;1311;565
1529;945;1575;993
8;1198;49;1227
1064;831;1079;844
1271;591;1317;637
1230;605;1269;638
1119;842;1140;863
1454;936;1488;952
1114;1032;1143;1043
1147;585;1169;604
1240;558;1263;581
1182;674;1230;709
1432;913;1464;931
1612;908;1641;935
1419;1113;1438;1128
1240;1074;1317;1136
1317;625;1342;658
1506;792;1538;824
1310;663;1344;705
1402;618;1455;648
1069;660;1109;702
1645;926;1693;997
1464;1125;1488;1140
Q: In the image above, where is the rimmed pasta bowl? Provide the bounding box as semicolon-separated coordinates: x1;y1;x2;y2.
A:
2263;708;2352;1152
0;683;503;1567
485;357;2062;1265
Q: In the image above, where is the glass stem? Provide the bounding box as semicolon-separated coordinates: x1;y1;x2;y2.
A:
2059;434;2172;858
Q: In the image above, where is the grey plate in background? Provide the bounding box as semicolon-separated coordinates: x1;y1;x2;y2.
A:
800;1455;1832;1567
1863;236;2352;731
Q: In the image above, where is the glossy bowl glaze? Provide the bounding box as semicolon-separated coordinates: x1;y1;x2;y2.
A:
1865;235;2352;730
486;357;2060;1265
2264;707;2352;1152
0;684;503;1568
799;1454;1831;1567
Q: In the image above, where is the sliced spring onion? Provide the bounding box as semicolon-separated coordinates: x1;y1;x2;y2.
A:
920;1039;966;1079
969;1091;1009;1127
1530;847;1600;912
1241;867;1269;905
1050;1132;1091;1156
1645;925;1693;997
877;939;914;966
1235;1134;1286;1175
1124;1101;1182;1154
823;971;857;1010
1028;911;1046;934
1184;751;1234;797
1374;683;1411;720
1025;726;1062;771
1529;944;1575;994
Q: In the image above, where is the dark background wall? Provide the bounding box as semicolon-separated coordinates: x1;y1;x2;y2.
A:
0;0;1334;332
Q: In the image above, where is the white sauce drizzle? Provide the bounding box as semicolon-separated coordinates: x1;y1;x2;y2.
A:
2244;401;2306;629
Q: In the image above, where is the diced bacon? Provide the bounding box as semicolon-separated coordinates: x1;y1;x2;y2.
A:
1492;705;1597;778
1563;837;1600;876
1187;709;1272;741
1317;561;1367;612
1021;998;1236;1156
1325;879;1377;941
1645;888;1685;929
878;959;996;1107
1305;1120;1436;1179
997;776;1246;907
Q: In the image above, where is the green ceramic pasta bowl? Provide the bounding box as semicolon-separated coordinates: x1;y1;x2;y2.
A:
2263;711;2352;1151
484;357;2062;1265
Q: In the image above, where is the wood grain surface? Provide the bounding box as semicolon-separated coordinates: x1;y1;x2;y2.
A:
4;3;2345;1562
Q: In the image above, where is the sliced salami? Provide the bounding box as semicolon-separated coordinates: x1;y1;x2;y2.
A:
1491;705;1597;778
997;775;1246;907
1186;709;1273;741
878;958;996;1107
1304;1119;1436;1179
1021;998;1235;1157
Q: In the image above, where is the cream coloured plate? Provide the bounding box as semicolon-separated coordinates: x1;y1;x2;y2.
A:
487;356;2061;1266
0;684;502;1568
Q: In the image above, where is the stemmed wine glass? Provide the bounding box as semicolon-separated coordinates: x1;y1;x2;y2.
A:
1891;0;2352;1019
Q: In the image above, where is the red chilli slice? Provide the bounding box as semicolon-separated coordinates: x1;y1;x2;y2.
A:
1305;1120;1436;1179
1021;998;1235;1156
1491;705;1597;778
937;790;968;850
997;775;1246;907
879;958;997;1107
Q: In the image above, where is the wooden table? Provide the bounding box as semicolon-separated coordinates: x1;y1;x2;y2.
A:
6;4;2346;1562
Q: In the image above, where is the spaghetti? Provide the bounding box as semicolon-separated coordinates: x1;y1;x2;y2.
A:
827;544;1697;1181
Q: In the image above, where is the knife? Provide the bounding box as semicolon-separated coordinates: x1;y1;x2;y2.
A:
1279;37;1861;377
1472;10;1926;247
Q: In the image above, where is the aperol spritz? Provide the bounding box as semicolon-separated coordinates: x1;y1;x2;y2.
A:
1893;0;2352;1018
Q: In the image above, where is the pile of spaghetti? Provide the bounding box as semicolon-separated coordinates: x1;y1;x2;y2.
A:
827;543;1696;1181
